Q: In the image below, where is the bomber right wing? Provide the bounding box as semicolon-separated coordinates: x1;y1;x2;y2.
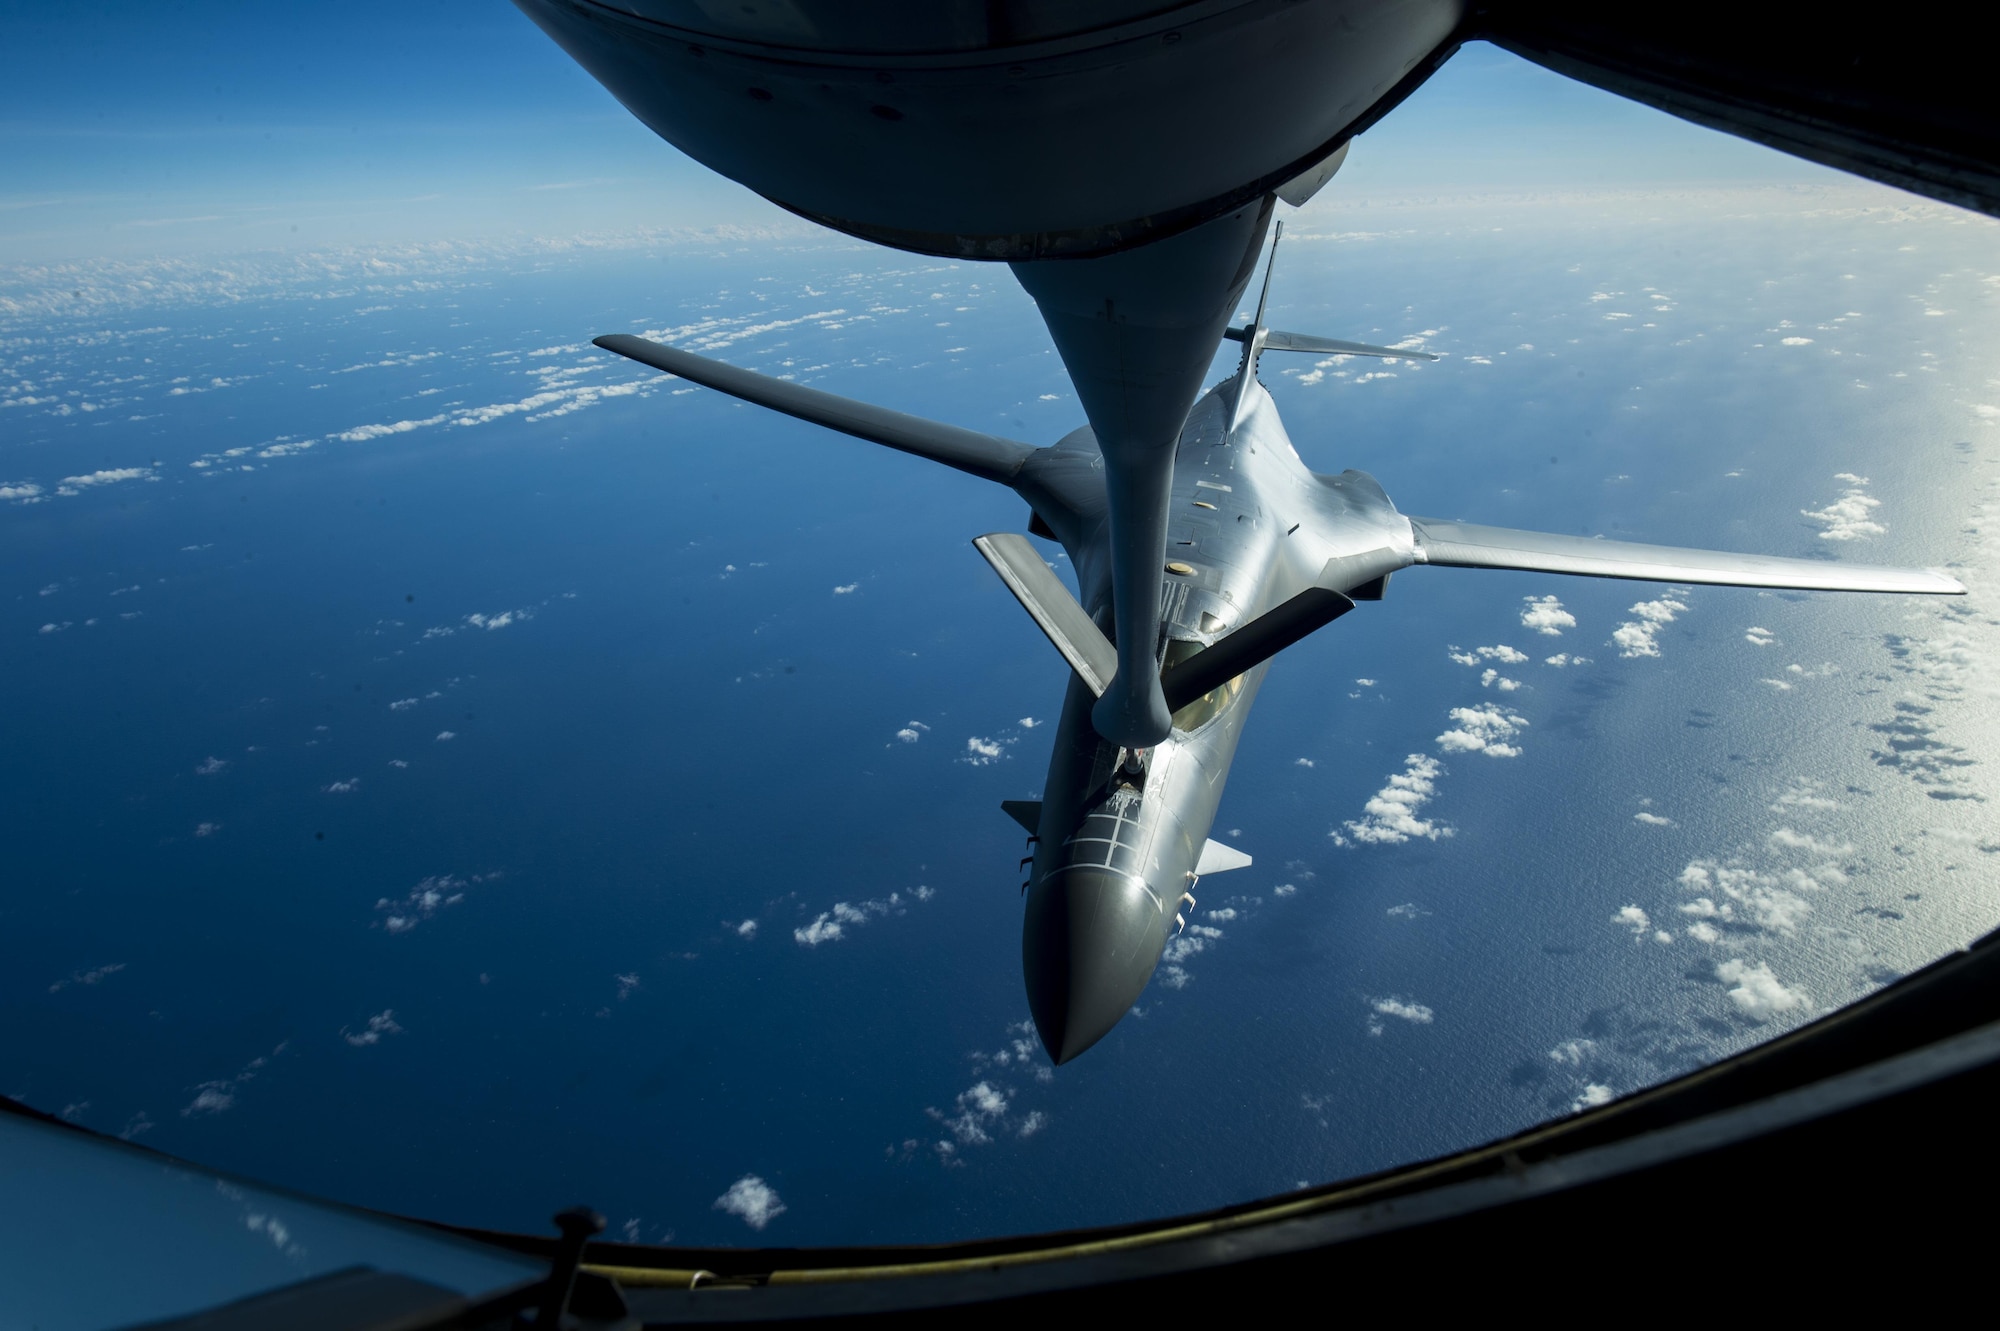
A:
1408;517;1964;595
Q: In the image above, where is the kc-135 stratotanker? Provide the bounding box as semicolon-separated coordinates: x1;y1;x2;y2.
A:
596;231;1962;1064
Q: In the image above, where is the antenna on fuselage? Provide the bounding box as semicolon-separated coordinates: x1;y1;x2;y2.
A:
1227;219;1282;434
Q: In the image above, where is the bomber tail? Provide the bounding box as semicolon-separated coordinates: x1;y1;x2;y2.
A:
1222;220;1440;433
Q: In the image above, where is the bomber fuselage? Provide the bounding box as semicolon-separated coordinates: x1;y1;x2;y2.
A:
1016;378;1412;1062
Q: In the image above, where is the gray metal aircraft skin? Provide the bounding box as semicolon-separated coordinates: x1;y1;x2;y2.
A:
596;285;1963;1063
1012;381;1410;1064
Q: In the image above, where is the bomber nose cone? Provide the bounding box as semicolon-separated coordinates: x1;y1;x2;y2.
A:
1024;865;1168;1064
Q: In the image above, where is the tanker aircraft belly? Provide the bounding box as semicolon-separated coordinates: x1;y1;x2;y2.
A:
595;258;1962;1063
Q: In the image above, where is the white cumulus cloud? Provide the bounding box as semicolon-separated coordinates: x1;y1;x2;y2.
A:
1340;754;1450;844
1716;959;1809;1021
713;1175;786;1231
794;914;843;946
1372;997;1433;1024
342;1010;402;1047
1520;596;1576;636
1573;1083;1614;1110
1802;473;1885;541
1436;704;1527;757
60;467;152;489
1612;597;1689;658
963;736;1007;765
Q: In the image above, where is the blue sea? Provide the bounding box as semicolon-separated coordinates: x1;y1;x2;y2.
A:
4;185;1997;1245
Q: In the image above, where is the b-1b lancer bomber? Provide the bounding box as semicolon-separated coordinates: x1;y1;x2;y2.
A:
595;230;1962;1063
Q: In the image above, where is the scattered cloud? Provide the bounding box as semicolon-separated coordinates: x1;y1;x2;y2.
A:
794;913;843;946
1802;473;1885;541
1745;626;1776;647
195;756;229;775
1449;644;1528;666
1339;754;1450;845
1548;1038;1596;1066
1613;904;1669;943
933;1081;1011;1145
1573;1083;1614;1110
1766;826;1849;857
1436;704;1527;758
180;1043;286;1118
1676;854;1835;937
736;919;758;939
1520;595;1575;636
375;872;492;933
793;889;930;946
1771;780;1838;813
1367;996;1434;1035
963;735;1007;765
49;962;125;994
1611;597;1689;658
713;1175;786;1231
58;467;153;493
322;778;360;794
1634;811;1674;827
1716;958;1809;1020
341;1010;402;1047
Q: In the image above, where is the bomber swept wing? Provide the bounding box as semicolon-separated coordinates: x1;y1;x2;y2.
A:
1409;517;1963;595
592;334;1035;485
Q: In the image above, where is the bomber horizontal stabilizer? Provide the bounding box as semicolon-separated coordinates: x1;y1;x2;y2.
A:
1195;839;1252;875
1002;800;1041;834
1409;517;1964;595
593;334;1036;485
1223;326;1441;361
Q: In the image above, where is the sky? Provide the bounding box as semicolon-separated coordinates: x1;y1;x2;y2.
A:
1;1;1849;262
